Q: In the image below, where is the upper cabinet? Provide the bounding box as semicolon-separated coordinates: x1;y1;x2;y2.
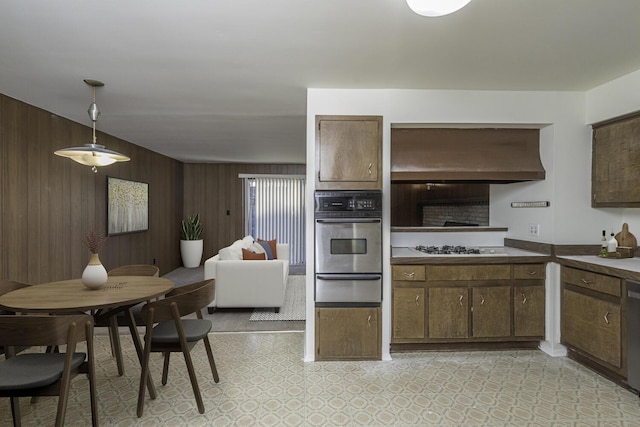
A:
592;113;640;207
315;115;382;190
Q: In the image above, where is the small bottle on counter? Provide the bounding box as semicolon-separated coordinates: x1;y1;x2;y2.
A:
600;230;608;256
608;232;618;253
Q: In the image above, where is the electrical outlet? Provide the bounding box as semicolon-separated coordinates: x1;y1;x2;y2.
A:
528;223;540;237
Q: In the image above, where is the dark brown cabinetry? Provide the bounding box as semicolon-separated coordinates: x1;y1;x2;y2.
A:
315;307;381;361
592;113;640;207
315;115;382;190
561;266;625;375
391;263;546;350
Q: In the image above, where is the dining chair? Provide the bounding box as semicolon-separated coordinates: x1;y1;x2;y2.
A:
99;264;160;376
0;280;32;356
0;314;98;427
136;279;219;417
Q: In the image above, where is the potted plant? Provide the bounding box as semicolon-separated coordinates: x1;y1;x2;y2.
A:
180;213;204;268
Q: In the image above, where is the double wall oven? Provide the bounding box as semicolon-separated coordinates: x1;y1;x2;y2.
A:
314;191;382;305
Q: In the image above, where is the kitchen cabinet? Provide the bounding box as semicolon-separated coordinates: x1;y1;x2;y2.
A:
428;286;469;339
315;115;382;190
391;263;546;349
471;286;511;338
315;307;381;361
561;266;624;373
591;113;640;207
513;263;546;337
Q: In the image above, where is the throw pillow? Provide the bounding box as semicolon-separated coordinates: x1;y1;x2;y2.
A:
257;241;274;260
242;248;266;260
241;235;255;248
257;238;277;259
248;242;266;254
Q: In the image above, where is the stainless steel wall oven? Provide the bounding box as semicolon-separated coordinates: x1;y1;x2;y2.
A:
314;191;382;305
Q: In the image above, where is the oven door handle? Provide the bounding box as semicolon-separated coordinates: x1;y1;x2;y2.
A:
315;218;381;224
316;274;381;281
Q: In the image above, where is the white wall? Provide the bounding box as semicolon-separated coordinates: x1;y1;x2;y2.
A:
304;84;640;361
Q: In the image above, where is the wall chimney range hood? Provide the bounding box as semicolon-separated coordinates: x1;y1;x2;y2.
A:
391;128;545;183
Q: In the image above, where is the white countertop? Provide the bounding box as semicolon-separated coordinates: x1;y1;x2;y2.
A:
558;255;640;274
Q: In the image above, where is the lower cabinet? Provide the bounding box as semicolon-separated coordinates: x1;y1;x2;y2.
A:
315;306;381;361
391;263;546;348
560;266;624;374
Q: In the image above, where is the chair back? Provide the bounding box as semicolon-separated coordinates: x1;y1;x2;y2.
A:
141;280;214;324
0;280;31;296
0;314;92;348
109;264;160;277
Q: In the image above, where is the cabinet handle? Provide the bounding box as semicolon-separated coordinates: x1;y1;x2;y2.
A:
403;271;415;278
367;315;372;327
368;163;373;175
604;312;610;324
415;295;420;306
527;271;537;276
459;294;464;306
480;294;485;305
521;293;527;305
581;278;593;285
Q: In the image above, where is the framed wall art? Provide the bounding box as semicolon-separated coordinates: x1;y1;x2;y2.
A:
107;176;149;235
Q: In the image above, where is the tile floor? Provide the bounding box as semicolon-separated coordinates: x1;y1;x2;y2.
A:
2;332;640;426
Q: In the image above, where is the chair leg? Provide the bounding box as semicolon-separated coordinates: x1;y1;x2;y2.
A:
109;316;125;376
203;335;219;383
182;346;205;414
124;308;156;400
10;397;21;427
162;352;170;385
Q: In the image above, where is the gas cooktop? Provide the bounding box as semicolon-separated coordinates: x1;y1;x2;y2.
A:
410;245;504;256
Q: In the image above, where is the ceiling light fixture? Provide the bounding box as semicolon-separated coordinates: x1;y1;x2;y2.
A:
406;0;472;17
54;79;130;173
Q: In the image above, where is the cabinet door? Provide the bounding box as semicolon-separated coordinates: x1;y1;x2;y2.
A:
471;286;511;338
428;287;468;339
315;307;381;360
561;289;621;368
514;285;545;337
592;114;640;207
316;116;382;190
393;287;426;340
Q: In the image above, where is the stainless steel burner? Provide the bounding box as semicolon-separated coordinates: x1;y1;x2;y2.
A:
414;245;482;255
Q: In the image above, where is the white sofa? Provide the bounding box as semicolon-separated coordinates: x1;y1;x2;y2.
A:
204;236;289;313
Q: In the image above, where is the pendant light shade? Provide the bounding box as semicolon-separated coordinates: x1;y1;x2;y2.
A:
406;0;472;17
55;79;130;172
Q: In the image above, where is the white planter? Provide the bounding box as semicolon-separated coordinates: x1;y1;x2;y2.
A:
180;239;203;268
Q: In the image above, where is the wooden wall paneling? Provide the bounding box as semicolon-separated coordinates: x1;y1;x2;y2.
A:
1;94;183;283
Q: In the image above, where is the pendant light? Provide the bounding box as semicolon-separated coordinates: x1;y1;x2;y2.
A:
406;0;472;17
54;79;130;173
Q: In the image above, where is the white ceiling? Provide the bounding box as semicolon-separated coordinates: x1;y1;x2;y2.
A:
2;0;640;164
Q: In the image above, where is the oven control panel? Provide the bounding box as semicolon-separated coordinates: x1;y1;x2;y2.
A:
314;191;382;218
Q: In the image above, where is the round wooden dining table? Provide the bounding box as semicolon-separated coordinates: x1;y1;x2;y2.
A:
0;276;173;313
0;275;174;400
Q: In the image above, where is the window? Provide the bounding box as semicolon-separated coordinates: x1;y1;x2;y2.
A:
243;175;306;265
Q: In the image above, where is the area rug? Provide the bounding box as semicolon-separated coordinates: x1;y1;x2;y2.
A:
250;275;306;321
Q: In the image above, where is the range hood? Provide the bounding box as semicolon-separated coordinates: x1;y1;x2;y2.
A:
391;128;545;183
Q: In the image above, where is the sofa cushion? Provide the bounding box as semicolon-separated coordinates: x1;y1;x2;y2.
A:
258;238;278;259
242;248;266;260
248;242;266;254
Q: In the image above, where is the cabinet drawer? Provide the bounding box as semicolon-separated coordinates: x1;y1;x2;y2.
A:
426;265;511;281
514;264;546;280
392;265;426;281
561;267;621;297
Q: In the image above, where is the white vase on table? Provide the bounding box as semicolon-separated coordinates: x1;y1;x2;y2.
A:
82;253;108;289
